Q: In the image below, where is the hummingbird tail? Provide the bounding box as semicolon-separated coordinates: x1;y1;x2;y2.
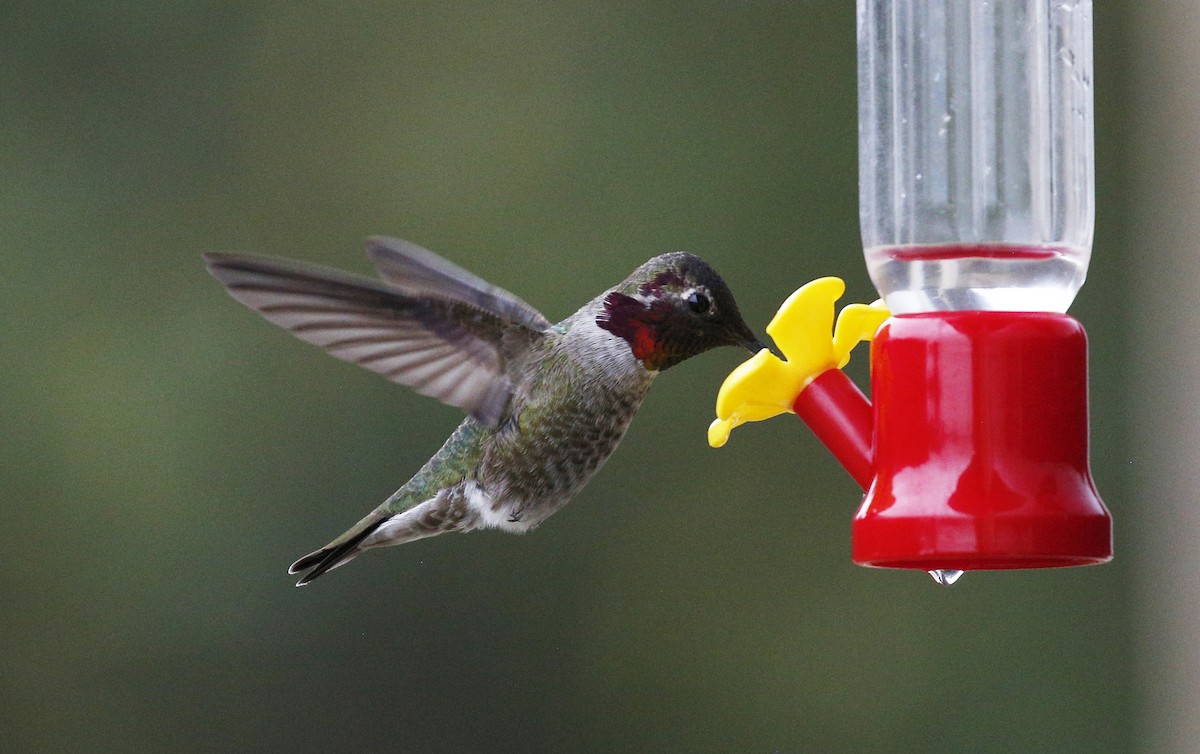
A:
288;495;471;586
288;512;388;587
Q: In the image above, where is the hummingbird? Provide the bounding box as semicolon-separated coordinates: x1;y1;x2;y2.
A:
205;237;762;585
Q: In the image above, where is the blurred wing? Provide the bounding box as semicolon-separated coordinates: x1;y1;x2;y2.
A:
204;249;549;426
366;237;551;333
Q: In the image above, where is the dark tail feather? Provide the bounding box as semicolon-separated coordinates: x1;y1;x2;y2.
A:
288;514;388;587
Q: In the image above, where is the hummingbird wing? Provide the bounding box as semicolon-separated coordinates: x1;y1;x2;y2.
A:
204;241;550;426
366;237;551;334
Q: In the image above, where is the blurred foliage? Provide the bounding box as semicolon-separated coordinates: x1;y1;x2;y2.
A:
1;1;1132;752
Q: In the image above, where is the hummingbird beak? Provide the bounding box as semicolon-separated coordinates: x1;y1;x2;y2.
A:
741;336;767;355
730;323;767;355
725;311;768;356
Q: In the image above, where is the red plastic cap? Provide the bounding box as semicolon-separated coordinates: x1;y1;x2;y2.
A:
851;312;1112;570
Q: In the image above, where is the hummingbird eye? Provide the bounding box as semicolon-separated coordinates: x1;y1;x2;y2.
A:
685;290;712;314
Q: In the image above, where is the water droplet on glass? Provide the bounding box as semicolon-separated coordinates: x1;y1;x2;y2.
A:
928;569;964;586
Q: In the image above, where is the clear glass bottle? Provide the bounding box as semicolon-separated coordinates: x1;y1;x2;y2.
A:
858;0;1095;314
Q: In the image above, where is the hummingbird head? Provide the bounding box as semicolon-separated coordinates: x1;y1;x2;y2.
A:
596;252;765;371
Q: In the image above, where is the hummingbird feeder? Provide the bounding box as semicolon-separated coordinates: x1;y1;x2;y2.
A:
710;0;1111;580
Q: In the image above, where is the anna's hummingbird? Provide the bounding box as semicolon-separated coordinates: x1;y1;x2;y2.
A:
205;237;762;585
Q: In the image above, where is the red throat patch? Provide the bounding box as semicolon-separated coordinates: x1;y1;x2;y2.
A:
597;292;664;368
628;320;659;361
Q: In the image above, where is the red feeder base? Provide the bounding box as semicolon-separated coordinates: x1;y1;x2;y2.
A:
850;311;1111;571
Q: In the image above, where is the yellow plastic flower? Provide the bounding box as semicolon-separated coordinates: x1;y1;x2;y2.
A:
708;277;889;447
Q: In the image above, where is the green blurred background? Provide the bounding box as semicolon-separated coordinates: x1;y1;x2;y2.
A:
1;2;1146;751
